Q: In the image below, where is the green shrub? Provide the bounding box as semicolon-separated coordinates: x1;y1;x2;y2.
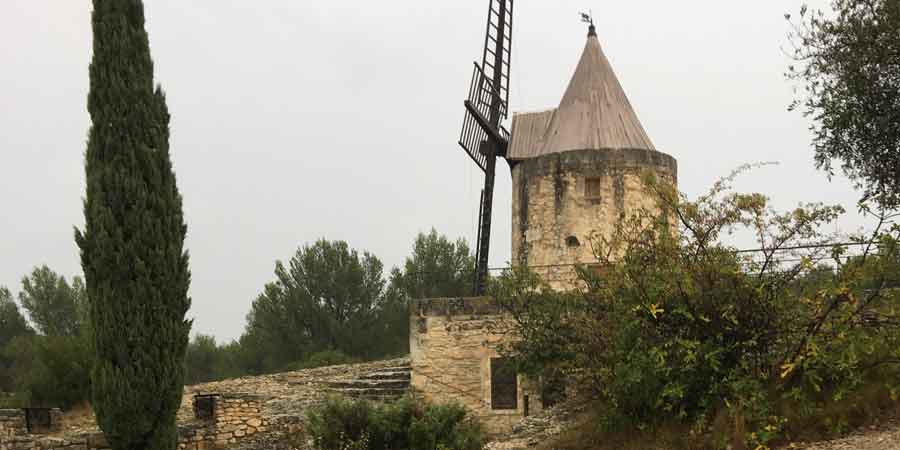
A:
308;396;373;449
409;402;482;450
0;392;28;409
495;169;900;447
368;396;414;450
307;396;483;450
4;335;92;409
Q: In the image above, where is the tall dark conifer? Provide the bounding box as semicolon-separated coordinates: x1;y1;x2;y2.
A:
76;2;191;449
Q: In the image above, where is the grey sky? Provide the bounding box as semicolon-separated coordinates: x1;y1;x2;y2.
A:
1;0;865;342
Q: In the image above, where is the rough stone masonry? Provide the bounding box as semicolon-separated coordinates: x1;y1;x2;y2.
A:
0;358;408;450
410;19;679;436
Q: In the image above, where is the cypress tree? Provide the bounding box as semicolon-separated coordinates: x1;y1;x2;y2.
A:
75;2;191;450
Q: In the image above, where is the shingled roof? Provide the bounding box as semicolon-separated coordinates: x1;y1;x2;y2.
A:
508;28;656;160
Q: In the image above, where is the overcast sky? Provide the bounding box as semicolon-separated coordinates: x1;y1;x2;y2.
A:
2;0;866;342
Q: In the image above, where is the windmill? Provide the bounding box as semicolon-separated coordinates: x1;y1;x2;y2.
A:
457;0;514;295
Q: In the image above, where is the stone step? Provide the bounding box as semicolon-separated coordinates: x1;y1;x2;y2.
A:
358;370;411;381
373;366;411;373
330;387;408;400
327;379;410;390
324;365;412;402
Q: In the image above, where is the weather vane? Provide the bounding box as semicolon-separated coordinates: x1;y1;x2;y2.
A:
579;10;593;26
580;10;596;36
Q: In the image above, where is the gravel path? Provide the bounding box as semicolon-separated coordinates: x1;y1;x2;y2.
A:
790;424;900;449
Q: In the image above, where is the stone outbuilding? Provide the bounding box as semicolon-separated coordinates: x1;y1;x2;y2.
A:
411;25;679;433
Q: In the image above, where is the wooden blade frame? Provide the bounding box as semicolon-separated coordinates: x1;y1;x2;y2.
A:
457;0;513;295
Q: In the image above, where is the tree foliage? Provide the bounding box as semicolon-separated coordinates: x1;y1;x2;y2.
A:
787;0;900;209
1;268;93;408
18;266;83;337
497;168;900;447
387;229;475;301
245;240;386;372
75;2;191;449
378;230;476;356
184;334;224;385
0;286;32;349
16;335;92;409
188;231;473;379
0;287;33;394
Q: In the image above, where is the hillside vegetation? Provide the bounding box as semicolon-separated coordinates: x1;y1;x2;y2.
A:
493;167;900;449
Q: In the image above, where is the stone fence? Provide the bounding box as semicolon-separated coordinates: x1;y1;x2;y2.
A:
1;409;64;444
0;409;28;441
176;393;273;449
0;358;413;450
0;394;291;450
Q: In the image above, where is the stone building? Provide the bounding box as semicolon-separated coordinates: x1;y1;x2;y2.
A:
507;25;678;290
411;25;678;433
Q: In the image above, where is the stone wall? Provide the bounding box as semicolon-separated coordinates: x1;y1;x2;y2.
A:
0;359;411;450
510;148;677;290
0;395;277;450
0;409;65;450
176;394;269;449
409;297;542;436
0;410;27;440
1;430;106;450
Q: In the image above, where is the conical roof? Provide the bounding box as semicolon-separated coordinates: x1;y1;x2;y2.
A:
507;29;656;160
540;29;655;153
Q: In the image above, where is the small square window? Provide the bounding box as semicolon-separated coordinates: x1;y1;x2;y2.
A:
585;178;603;200
194;395;218;420
24;408;53;434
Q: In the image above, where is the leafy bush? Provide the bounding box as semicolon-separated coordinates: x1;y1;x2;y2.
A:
496;167;900;447
4;335;92;409
307;396;483;450
0;392;27;409
408;401;483;450
1;267;92;410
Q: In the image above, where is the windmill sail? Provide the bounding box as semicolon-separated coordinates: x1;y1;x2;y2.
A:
459;0;514;168
456;0;514;294
459;64;510;171
480;0;513;117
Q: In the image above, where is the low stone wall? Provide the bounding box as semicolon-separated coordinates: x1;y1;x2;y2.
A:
0;409;64;444
0;409;28;440
410;297;543;436
0;359;418;450
177;394;270;449
0;395;286;450
2;429;107;450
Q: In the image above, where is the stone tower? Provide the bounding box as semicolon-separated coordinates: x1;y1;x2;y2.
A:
410;24;680;436
507;25;678;289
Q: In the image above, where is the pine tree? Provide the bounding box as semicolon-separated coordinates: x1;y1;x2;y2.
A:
75;2;191;449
